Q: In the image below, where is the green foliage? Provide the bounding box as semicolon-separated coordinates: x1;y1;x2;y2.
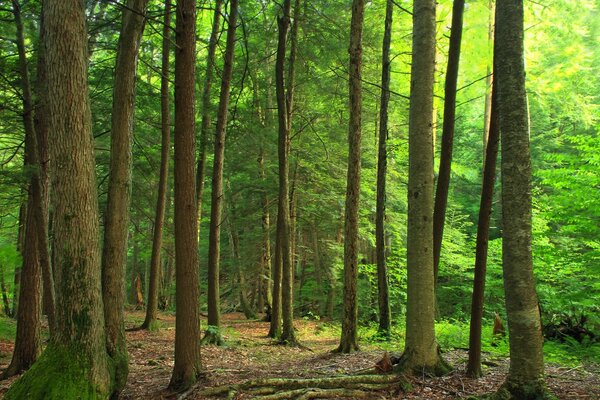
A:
0;315;16;340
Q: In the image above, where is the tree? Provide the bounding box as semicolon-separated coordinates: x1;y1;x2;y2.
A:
375;0;393;338
141;0;171;332
169;0;201;390
396;0;450;374
204;0;238;346
336;0;365;354
494;1;551;397
5;0;113;397
101;0;149;391
432;0;465;282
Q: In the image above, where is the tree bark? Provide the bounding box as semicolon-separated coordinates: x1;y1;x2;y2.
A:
375;0;393;337
258;149;272;316
169;0;201;391
466;80;499;379
141;0;171;332
495;1;549;397
482;0;495;160
204;0;238;346
101;0;148;391
432;0;465;283
337;0;365;354
196;0;223;220
5;1;113;397
397;0;450;374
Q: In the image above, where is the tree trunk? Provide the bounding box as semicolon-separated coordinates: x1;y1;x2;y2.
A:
397;0;449;375
204;0;238;346
494;1;549;397
467;80;499;379
5;1;113;396
196;0;223;220
432;0;465;283
336;0;365;354
482;0;495;160
101;0;148;392
141;0;171;332
169;0;201;391
3;0;44;378
375;0;393;338
0;269;11;316
258;149;272;316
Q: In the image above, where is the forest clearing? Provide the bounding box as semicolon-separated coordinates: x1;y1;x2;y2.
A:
1;311;599;399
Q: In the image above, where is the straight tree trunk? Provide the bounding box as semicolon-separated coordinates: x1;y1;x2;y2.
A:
432;0;465;283
258;149;272;316
466;81;499;379
494;1;549;397
0;269;10;316
482;0;495;159
336;0;365;354
375;0;393;338
204;0;238;346
5;1;113;397
141;0;171;332
196;0;223;218
397;0;450;375
169;0;202;391
3;0;44;378
12;202;25;317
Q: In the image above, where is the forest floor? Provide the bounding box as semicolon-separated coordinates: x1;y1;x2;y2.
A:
0;310;599;399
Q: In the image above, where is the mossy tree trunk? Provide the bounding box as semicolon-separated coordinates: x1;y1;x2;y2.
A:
169;0;202;391
204;0;238;346
5;1;113;397
397;0;450;375
337;0;365;354
494;1;550;397
141;0;171;332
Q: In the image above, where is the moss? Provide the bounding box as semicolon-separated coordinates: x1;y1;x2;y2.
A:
490;380;558;400
110;344;129;395
393;347;453;377
201;326;225;346
4;344;111;400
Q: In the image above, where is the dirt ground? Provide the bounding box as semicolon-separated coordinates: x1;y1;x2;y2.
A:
0;311;598;399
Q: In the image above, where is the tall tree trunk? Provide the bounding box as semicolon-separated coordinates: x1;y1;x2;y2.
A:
375;0;393;338
196;0;223;219
5;1;113;396
336;0;365;354
432;0;465;283
482;0;495;159
12;202;25;317
0;268;10;316
397;0;450;375
258;149;272;316
141;0;171;332
467;81;499;379
495;1;549;397
3;0;44;378
204;0;238;346
101;0;148;392
169;0;201;391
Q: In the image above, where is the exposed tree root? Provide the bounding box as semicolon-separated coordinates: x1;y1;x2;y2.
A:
199;373;411;399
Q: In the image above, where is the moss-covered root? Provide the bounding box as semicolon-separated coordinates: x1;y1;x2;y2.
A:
392;349;453;377
201;327;225;346
483;379;558;400
4;344;112;400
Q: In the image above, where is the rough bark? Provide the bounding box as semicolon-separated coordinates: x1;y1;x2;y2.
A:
397;0;450;374
196;0;223;219
258;149;272;315
432;0;465;283
141;0;171;332
169;0;201;391
5;1;113;397
466;79;499;379
3;0;44;378
336;0;365;354
375;0;393;337
204;0;238;346
101;0;148;392
494;1;550;397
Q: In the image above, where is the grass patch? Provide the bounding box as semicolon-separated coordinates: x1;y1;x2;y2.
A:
0;316;16;341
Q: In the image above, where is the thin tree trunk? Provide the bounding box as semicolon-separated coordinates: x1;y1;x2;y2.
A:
482;0;495;159
432;0;465;283
258;149;272;316
5;1;113;396
375;0;393;338
196;0;223;219
397;0;449;375
101;0;148;392
467;81;499;379
169;0;201;391
12;202;25;317
3;0;44;378
0;269;10;316
141;0;171;332
204;0;238;346
495;1;548;396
